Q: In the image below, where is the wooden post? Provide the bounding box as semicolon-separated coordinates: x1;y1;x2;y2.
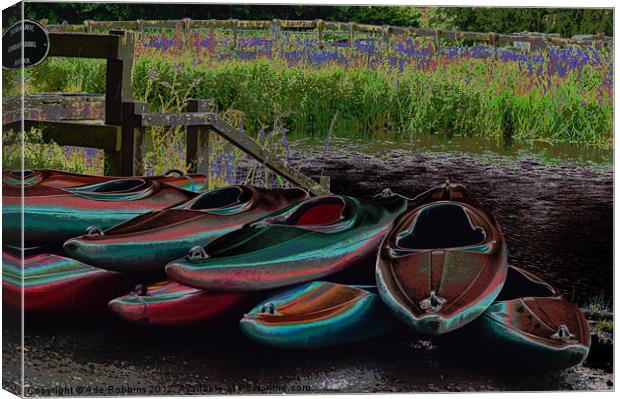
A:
120;102;148;176
382;25;390;46
136;19;144;32
595;32;604;50
489;32;499;60
231;19;239;50
186;99;211;181
316;19;323;45
183;18;192;47
348;22;355;48
434;29;441;62
272;19;281;47
84;20;93;33
104;31;134;124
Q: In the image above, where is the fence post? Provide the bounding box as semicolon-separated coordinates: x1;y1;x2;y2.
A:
231;19;239;50
183;18;192;47
120;101;147;176
136;19;144;33
348;22;356;48
382;25;390;46
272;19;281;48
595;32;605;50
316;19;323;45
186;99;211;183
84;20;93;33
489;32;499;60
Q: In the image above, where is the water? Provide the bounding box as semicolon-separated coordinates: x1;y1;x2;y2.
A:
287;136;613;304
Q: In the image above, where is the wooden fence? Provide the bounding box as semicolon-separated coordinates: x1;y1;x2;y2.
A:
46;18;613;52
3;30;330;195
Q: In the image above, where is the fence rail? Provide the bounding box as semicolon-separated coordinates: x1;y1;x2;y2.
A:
45;18;613;50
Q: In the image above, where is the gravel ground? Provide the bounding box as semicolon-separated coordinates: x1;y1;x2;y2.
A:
2;145;614;394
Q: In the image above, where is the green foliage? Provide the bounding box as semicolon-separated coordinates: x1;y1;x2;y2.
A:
2;129;101;174
27;58;106;93
129;57;612;147
598;321;613;333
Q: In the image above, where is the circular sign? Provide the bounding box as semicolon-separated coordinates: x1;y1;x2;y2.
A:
2;20;50;70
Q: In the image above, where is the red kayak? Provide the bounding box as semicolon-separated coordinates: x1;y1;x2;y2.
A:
3;177;199;246
108;280;253;326
3;168;208;192
2;250;135;312
63;185;309;272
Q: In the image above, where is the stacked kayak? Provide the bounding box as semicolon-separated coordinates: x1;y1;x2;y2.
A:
2;170;592;368
376;182;508;335
3;177;199;247
2;249;135;312
473;266;590;368
165;193;407;291
241;281;398;348
108;280;253;326
63;186;309;272
3;168;208;192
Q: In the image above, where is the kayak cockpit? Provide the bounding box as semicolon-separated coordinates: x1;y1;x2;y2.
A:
267;196;346;227
495;266;556;301
397;203;487;249
186;186;251;212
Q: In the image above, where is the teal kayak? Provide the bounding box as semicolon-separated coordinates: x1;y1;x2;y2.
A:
166;193;407;291
240;281;398;348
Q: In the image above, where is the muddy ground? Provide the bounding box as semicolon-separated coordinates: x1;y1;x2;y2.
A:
2;145;614;394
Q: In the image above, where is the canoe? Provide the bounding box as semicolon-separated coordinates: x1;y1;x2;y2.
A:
240;281;398;348
3;178;198;246
376;181;508;335
166;193;408;291
473;266;590;369
3;168;208;192
2;250;135;312
63;186;309;272
108;280;252;326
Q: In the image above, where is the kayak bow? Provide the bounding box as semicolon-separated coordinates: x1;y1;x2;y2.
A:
2;250;135;312
108;280;252;326
240;281;398;348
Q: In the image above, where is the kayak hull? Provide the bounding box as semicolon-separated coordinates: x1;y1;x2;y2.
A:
471;266;590;369
376;183;508;335
63;187;309;272
476;298;590;368
166;195;408;291
3;169;208;192
3;180;197;246
2;251;135;312
108;281;252;326
240;282;398;348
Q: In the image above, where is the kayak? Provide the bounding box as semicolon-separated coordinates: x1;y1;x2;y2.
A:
3;178;198;246
2;250;135;312
108;280;252;326
376;181;508;335
473;266;590;369
63;186;309;272
3;168;208;192
166;193;407;291
240;281;398;348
